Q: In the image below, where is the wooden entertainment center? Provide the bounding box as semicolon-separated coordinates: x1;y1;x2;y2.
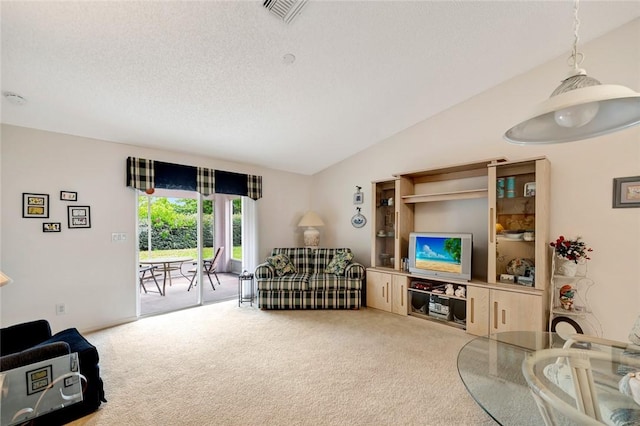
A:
366;157;550;336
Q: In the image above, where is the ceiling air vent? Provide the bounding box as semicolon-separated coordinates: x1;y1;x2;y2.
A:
263;0;308;24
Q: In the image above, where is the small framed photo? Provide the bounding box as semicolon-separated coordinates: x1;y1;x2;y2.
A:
68;206;91;229
43;222;61;233
353;192;363;204
613;176;640;208
60;191;77;201
22;193;49;218
524;182;536;197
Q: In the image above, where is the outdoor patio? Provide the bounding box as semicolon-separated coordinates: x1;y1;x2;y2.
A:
140;271;245;316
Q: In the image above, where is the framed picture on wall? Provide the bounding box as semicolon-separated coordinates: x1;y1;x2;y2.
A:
43;222;61;232
613;176;640;208
60;191;77;201
22;193;49;218
353;186;363;204
68;206;91;228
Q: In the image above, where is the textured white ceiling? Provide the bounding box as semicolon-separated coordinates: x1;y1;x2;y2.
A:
2;1;639;175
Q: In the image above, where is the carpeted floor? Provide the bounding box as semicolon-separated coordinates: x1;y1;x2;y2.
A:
70;302;497;425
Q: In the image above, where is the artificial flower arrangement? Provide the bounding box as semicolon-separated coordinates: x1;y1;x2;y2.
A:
550;235;593;263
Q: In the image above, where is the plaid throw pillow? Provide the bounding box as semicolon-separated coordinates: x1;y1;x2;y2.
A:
266;254;297;277
324;251;354;275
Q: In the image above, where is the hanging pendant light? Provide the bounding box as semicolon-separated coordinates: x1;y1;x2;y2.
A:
504;0;640;145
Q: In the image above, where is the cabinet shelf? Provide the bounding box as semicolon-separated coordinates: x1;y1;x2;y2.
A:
408;287;467;302
407;287;467;330
552;274;587;280
408;310;466;330
496;237;535;243
402;189;488;204
552;307;589;317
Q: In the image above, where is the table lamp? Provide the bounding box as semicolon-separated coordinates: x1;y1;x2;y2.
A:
298;211;324;248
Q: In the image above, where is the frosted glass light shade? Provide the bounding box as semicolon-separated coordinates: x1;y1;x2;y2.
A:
505;84;640;144
554;101;599;128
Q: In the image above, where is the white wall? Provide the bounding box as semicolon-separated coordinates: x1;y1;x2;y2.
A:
0;125;311;332
313;20;640;341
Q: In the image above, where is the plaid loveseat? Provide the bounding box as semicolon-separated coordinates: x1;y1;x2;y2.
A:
255;248;365;309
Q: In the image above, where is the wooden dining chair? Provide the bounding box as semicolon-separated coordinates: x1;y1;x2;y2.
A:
187;247;224;291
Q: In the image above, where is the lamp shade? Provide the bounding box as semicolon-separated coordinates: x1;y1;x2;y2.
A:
298;211;324;228
505;83;640;144
0;271;13;287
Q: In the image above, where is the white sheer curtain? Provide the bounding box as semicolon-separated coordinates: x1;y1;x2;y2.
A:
241;197;259;274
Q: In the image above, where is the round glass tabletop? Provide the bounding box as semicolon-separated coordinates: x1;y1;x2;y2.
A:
457;331;555;425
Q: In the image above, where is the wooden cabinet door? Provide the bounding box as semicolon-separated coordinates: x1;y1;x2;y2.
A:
391;275;408;316
366;271;391;312
490;290;543;333
466;286;490;336
488;158;550;291
371;180;398;269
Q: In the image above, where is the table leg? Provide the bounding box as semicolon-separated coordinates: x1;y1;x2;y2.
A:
162;263;169;296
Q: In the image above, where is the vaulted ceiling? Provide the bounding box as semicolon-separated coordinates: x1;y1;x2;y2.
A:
2;1;638;174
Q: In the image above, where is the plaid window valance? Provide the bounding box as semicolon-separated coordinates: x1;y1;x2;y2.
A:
197;167;215;196
248;174;262;201
126;157;262;200
127;157;154;191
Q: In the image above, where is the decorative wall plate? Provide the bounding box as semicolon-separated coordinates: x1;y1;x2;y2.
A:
351;212;366;228
550;316;583;341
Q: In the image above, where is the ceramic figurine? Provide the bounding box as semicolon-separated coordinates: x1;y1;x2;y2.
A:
445;284;455;295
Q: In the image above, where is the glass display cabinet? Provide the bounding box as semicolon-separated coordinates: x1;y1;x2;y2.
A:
488;157;550;291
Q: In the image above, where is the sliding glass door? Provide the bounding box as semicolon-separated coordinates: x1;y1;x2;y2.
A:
137;190;201;316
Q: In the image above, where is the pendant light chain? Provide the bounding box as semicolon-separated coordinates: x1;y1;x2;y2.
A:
569;0;584;71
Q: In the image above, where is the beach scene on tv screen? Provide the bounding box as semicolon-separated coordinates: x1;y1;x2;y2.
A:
415;236;462;274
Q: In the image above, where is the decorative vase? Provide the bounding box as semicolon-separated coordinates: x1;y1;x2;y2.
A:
560;297;574;310
557;258;578;277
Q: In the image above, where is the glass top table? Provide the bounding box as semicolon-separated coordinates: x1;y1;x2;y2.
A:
457;331;556;425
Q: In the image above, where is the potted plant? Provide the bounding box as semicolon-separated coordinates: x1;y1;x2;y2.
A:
550;235;593;277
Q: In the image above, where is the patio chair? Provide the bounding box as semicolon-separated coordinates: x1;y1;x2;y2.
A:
139;265;163;295
187;247;224;292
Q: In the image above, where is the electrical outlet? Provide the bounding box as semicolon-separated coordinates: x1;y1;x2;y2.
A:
56;303;66;315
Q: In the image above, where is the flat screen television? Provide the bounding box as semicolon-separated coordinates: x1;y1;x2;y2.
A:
408;232;472;282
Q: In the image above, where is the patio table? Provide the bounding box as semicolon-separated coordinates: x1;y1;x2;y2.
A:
139;256;193;296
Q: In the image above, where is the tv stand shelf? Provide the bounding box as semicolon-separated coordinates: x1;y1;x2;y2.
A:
408;278;468;329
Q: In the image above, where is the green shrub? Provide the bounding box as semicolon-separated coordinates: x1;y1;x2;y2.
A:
139;215;213;250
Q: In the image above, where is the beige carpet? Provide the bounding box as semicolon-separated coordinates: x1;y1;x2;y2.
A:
69;301;495;425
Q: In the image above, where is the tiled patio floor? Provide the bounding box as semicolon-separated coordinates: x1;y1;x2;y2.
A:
140;271;243;316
